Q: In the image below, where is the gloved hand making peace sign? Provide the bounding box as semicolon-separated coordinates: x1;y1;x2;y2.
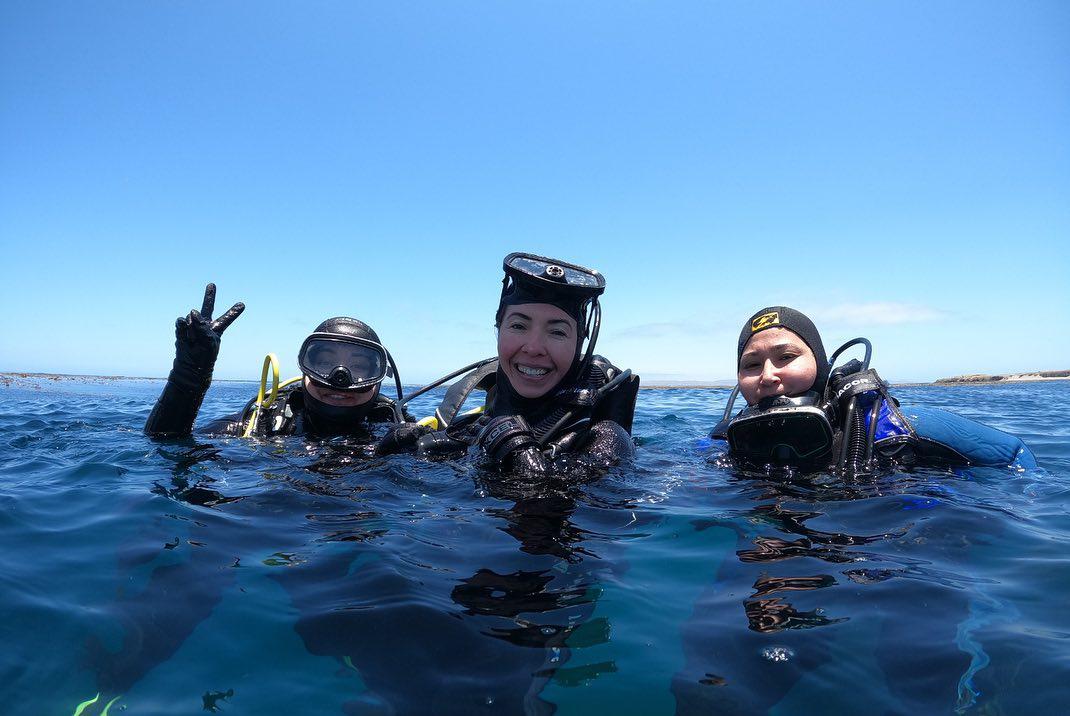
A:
146;283;246;437
169;283;245;391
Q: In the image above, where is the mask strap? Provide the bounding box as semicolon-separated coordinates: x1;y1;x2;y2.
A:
722;385;740;421
578;298;601;369
386;349;404;403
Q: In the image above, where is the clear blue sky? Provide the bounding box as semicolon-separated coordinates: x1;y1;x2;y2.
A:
2;1;1067;384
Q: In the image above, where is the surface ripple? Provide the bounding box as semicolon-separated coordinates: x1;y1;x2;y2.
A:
1;377;1067;715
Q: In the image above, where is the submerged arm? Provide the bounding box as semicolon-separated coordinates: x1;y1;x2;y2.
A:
543;420;635;479
481;417;634;480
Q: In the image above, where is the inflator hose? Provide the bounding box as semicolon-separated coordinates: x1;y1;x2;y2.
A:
846;400;867;472
837;396;867;474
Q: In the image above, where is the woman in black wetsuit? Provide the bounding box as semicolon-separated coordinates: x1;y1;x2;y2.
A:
383;252;639;477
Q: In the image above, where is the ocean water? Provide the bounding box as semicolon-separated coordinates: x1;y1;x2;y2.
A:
2;376;1068;715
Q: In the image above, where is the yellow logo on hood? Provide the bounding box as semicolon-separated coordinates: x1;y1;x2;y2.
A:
751;311;780;332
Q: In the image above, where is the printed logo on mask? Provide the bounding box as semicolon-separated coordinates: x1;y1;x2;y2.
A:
751;311;780;332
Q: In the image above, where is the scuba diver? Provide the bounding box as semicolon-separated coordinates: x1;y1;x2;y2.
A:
378;252;639;477
88;286;405;714
144;283;406;438
710;306;1037;473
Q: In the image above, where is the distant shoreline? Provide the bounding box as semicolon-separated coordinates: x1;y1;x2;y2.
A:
3;370;1068;390
931;370;1070;385
0;372;252;386
637;370;1070;389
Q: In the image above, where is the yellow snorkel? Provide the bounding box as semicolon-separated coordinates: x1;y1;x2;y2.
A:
242;353;302;438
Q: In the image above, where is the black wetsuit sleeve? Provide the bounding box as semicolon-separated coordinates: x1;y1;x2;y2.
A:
506;420;635;480
567;420;635;463
406;412;486;458
144;285;244;438
144;372;214;438
146;384;245;438
406;417;633;482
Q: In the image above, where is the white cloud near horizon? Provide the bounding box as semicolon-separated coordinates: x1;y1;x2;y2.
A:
814;302;950;326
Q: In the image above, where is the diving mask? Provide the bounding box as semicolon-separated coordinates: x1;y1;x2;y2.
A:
725;392;835;465
298;334;389;392
502;253;605;298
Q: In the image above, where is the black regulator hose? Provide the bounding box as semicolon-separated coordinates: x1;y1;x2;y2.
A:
864;398;881;467
837;396;867;474
846;400;867;472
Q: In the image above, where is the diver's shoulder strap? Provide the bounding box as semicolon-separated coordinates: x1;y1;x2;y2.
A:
888;405;1033;467
830;367;886;405
589;356;640;434
434;359;499;429
710;417;731;440
536;355;639;442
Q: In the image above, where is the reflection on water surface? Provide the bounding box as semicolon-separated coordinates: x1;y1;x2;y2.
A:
0;378;1067;715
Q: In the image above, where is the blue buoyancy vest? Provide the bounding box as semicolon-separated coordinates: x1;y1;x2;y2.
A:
871;401;1036;469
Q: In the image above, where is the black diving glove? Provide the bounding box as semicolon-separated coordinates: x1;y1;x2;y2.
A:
375;422;433;456
145;284;245;437
415;430;471;457
168;283;245;391
476;415;539;467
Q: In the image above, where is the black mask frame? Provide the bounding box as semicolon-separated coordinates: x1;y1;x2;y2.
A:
723;391;835;466
298;333;405;412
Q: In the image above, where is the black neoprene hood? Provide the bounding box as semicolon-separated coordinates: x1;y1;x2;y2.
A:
737;306;831;393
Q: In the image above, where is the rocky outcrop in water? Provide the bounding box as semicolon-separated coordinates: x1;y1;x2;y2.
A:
935;370;1070;385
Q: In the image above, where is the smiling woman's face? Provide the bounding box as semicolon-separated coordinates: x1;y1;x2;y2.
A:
737;327;818;405
497;303;578;399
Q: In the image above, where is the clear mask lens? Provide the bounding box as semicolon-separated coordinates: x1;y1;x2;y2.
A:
299;336;387;390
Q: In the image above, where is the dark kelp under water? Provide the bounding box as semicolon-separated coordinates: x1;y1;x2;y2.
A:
1;378;1068;715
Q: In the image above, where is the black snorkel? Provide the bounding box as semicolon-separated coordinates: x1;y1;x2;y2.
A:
385;350;404;421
